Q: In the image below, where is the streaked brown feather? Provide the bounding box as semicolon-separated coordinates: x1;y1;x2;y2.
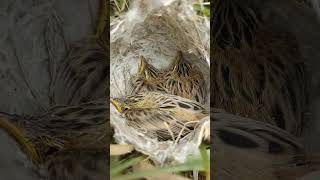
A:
130;56;166;95
112;92;208;141
52;37;108;105
0;100;108;160
163;51;207;104
212;110;319;180
211;0;308;136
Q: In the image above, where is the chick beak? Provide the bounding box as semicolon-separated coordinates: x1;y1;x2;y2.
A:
110;98;123;113
173;51;183;72
138;55;146;75
0;117;39;163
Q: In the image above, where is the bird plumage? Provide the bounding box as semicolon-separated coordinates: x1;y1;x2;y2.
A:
51;37;108;105
211;0;308;136
0;100;108;161
0;1;110;179
111;92;208;141
211;110;320;180
130;51;207;104
130;56;167;94
162;51;207;104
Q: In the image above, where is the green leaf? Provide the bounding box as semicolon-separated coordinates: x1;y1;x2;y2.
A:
111;156;145;176
193;3;210;17
199;144;210;172
112;159;204;180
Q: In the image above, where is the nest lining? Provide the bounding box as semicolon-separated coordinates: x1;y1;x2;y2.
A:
110;0;210;165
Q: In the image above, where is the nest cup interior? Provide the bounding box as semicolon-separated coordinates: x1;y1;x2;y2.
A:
110;0;210;165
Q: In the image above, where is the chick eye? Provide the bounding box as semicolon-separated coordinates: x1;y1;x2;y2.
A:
124;107;129;111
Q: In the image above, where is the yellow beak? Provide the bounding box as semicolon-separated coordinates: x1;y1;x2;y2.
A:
0;118;39;163
110;98;123;113
138;55;146;75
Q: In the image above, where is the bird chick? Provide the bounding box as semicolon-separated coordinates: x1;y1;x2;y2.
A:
0;100;108;162
162;51;207;104
211;0;307;136
130;55;167;94
111;92;208;141
131;52;207;105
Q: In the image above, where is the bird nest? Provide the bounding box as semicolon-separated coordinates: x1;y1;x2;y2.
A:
110;0;210;165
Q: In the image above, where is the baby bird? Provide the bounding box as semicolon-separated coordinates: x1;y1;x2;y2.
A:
162;51;207;104
211;0;307;136
130;56;167;94
111;92;208;141
0;119;107;180
0;100;108;162
212;110;320;180
130;52;207;105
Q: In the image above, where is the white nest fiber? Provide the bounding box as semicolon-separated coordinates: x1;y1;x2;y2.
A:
110;0;210;165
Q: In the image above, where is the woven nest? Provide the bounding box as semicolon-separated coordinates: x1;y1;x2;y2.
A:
110;0;210;165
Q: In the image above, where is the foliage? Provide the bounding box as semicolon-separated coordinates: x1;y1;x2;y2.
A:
110;145;210;180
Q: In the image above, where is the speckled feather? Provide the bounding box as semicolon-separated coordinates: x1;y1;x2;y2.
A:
0;100;108;160
162;51;207;104
211;0;308;136
112;92;208;141
52;37;108;105
130;56;167;94
212;109;320;180
130;52;207;104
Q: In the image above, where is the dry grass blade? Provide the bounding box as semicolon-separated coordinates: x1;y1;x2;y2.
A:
110;144;135;156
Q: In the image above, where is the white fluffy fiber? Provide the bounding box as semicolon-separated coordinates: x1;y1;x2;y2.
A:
110;0;210;165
